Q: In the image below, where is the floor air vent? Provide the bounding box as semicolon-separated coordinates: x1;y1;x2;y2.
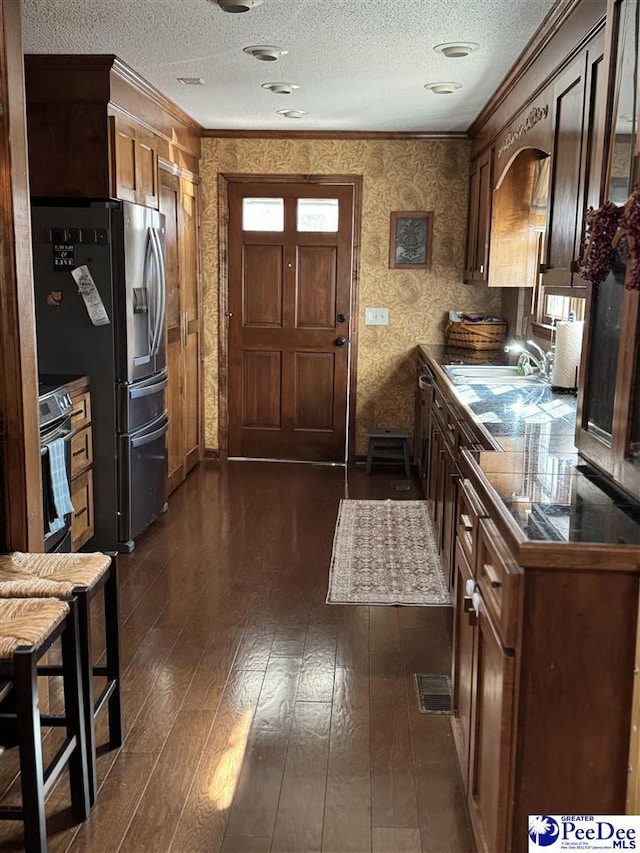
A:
414;673;452;714
391;480;412;491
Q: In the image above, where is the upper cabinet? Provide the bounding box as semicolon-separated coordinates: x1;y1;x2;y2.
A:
25;54;204;494
488;147;549;288
464;148;493;283
110;116;159;208
465;15;606;294
24;55;201;207
542;30;607;286
576;0;640;500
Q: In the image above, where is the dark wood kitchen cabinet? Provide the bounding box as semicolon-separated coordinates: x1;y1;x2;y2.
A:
68;377;94;551
160;169;202;493
576;0;640;502
542;28;606;287
111;115;159;208
24;55;201;205
453;452;638;853
24;54;204;492
464;148;493;283
451;483;517;853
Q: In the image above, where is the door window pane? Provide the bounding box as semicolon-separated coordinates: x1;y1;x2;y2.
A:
297;198;339;232
242;198;284;231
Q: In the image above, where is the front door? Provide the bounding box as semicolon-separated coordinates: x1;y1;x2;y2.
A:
227;180;354;461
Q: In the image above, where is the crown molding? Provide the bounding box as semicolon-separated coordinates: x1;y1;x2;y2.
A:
202;129;468;141
111;57;204;136
468;0;605;139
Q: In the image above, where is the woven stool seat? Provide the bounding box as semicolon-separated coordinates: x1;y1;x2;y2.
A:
0;599;69;660
0;552;111;595
0;551;122;809
0;598;90;850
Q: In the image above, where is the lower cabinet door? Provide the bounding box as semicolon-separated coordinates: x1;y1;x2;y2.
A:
71;469;94;552
452;540;476;792
470;606;515;853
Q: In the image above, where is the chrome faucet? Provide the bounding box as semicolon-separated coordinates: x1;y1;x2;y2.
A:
504;340;554;378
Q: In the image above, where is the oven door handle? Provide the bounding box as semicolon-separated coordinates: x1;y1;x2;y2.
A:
40;420;73;451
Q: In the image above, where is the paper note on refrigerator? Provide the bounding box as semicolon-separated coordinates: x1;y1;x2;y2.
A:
71;265;111;326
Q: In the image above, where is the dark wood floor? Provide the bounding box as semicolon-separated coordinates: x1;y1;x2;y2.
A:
0;461;472;853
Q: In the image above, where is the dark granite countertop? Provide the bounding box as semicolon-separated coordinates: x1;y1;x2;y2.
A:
419;344;640;554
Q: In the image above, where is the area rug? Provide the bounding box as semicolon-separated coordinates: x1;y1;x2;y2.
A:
326;499;450;606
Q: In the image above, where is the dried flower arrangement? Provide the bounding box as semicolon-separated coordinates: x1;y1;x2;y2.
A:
580;187;640;290
615;186;640;291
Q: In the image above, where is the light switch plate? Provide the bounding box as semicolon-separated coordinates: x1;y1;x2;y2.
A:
365;307;389;325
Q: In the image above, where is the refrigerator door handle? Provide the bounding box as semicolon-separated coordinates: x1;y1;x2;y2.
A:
149;227;166;358
143;227;155;356
129;375;168;399
130;415;169;449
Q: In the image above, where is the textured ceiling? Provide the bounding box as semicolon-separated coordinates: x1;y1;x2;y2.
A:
21;0;557;132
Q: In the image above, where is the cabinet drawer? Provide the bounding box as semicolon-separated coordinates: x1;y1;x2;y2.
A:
477;517;521;648
456;478;488;568
433;384;458;447
70;426;93;478
71;391;91;431
71;469;94;552
432;382;448;427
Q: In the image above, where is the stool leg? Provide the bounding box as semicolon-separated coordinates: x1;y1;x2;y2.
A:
402;439;411;478
61;600;90;823
75;592;97;806
104;554;123;747
14;649;47;853
365;440;374;475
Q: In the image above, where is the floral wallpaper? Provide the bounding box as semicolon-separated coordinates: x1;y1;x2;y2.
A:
200;138;501;455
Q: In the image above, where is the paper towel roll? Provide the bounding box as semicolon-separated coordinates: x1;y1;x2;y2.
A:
552;320;584;389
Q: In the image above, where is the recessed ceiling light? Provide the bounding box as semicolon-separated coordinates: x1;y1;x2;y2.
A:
277;109;307;119
424;81;462;95
177;77;204;86
215;0;263;11
433;42;479;58
262;82;299;95
243;45;288;61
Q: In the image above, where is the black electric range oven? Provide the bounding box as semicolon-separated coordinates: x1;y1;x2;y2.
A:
39;377;75;552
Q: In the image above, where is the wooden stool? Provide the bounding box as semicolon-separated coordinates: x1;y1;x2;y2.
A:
0;552;122;806
365;427;411;476
0;597;90;853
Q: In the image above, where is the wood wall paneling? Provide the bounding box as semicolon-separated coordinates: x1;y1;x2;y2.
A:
0;0;43;550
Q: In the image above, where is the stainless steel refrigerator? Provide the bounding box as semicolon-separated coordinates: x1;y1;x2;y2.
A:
31;200;168;552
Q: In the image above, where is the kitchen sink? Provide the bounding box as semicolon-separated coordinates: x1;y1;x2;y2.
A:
444;364;547;386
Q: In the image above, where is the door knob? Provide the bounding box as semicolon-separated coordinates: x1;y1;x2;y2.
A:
336;313;347;323
334;336;348;347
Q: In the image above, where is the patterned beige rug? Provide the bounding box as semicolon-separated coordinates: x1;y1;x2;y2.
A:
326;499;450;606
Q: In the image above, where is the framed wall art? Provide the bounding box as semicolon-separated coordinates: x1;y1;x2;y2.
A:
389;210;434;270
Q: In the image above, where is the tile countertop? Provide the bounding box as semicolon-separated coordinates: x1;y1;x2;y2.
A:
419;344;640;559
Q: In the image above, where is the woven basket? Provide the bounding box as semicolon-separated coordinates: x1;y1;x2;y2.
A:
445;320;507;351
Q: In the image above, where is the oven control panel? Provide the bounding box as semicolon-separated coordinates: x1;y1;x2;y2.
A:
38;382;74;430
